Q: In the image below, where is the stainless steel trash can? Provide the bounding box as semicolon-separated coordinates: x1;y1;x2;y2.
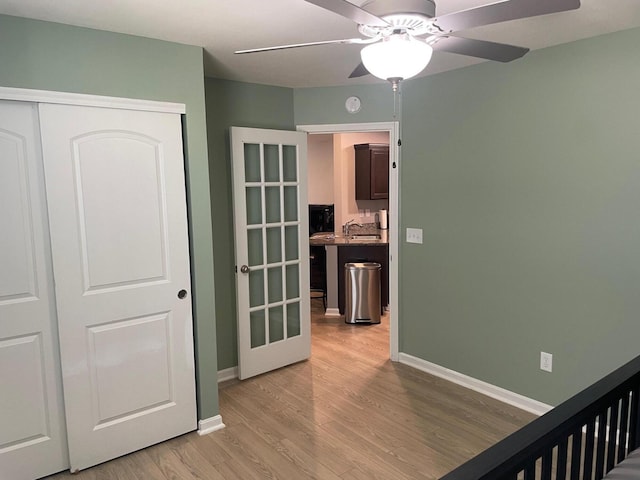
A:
344;262;381;324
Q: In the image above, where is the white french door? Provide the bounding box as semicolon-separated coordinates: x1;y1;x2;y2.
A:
230;127;310;380
0;101;69;480
39;103;197;471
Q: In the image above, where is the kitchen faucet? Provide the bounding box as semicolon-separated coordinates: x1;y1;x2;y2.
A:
343;219;362;237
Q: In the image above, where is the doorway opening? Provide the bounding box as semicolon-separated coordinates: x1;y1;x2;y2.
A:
298;122;399;361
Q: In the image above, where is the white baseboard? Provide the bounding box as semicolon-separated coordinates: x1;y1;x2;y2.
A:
398;353;553;417
325;308;341;317
197;415;225;435
217;366;238;383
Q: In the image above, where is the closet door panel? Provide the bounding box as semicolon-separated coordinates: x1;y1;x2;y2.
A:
75;133;167;290
39;104;196;472
0;101;69;479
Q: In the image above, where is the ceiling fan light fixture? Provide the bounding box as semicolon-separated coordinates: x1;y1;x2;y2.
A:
360;34;433;81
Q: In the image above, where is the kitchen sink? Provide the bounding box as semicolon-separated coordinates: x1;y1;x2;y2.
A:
350;234;381;240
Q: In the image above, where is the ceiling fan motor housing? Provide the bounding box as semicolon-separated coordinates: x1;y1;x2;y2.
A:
359;0;437;37
361;0;436;18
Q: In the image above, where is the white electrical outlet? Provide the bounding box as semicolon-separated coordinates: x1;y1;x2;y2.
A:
540;352;553;372
365;208;371;217
406;228;423;244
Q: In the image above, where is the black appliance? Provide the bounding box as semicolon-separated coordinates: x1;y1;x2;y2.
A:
308;204;334;235
308;204;333;308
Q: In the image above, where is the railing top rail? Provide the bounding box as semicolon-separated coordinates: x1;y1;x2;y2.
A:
440;354;640;480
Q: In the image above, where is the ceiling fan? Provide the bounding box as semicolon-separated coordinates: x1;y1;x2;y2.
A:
236;0;581;86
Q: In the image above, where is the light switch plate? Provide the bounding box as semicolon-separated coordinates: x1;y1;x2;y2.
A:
406;228;423;244
540;352;553;372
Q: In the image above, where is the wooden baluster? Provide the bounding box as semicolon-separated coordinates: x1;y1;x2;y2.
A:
570;427;583;480
632;385;640;450
595;410;607;479
618;391;631;463
584;419;596;480
541;448;553;480
606;399;619;473
556;436;568;480
523;460;536;480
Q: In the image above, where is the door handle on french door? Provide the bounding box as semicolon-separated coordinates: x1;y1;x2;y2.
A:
240;265;250;274
177;289;188;299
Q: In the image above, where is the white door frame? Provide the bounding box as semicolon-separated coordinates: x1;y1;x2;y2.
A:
297;121;400;362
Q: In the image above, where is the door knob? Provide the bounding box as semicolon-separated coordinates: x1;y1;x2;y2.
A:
177;289;188;299
240;265;250;274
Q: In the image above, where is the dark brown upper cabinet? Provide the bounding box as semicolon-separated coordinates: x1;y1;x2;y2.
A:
354;143;389;200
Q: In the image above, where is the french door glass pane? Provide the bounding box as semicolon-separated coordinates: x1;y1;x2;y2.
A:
286;264;299;299
241;136;304;359
249;269;265;308
247;229;263;266
250;310;266;348
283;186;297;222
246;187;262;225
244;143;261;182
269;306;284;343
264;144;280;182
284;225;299;261
265;186;281;223
267;267;283;303
283;145;297;182
287;302;301;338
266;227;282;264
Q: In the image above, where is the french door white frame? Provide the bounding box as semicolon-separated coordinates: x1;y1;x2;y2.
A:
297;121;400;362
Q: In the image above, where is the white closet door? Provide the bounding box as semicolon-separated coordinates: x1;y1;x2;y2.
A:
39;104;197;471
0;101;69;479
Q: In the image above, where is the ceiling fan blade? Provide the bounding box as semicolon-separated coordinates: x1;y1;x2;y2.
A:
235;38;371;54
348;62;370;78
304;0;390;27
431;36;529;62
432;0;580;33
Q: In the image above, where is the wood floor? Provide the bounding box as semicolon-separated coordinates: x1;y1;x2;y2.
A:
46;301;536;479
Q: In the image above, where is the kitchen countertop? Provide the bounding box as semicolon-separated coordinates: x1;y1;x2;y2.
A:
310;230;388;246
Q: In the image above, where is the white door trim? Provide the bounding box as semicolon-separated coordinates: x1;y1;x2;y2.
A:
0;86;185;114
297;122;400;362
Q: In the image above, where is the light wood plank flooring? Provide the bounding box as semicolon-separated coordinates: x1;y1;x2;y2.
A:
46;301;535;479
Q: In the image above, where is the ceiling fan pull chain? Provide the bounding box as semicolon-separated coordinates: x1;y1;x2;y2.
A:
392;81;402;168
393;85;398;120
398;81;402;149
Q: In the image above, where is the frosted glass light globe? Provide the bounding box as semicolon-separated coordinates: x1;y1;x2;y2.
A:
361;35;433;81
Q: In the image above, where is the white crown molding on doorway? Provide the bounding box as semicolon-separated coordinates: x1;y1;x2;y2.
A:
297;121;400;362
197;415;226;436
398;353;553;416
0;86;185;113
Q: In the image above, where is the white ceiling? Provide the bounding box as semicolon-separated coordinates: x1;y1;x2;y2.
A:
1;0;640;88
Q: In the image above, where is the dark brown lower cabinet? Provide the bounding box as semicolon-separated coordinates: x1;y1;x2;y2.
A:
337;244;389;315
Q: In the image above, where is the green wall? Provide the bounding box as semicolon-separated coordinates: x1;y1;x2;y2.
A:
294;27;640;405
205;78;295;370
5;6;638;422
293;83;394;125
0;15;219;418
